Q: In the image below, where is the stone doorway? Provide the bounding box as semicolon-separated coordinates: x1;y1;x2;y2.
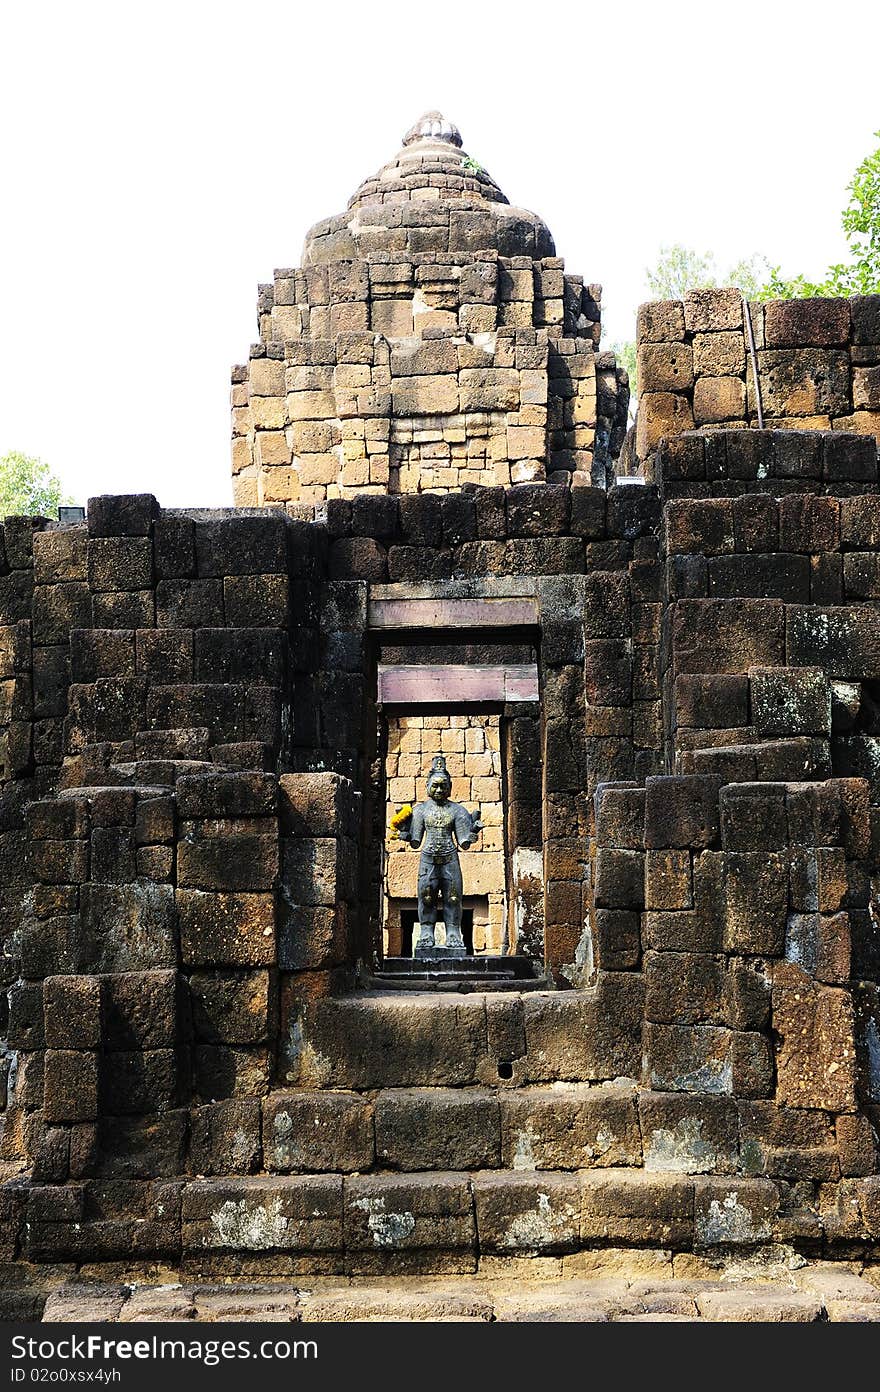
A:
366;581;548;976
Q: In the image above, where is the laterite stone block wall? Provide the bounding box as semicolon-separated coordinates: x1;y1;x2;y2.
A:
2;412;880;1272
635;289;880;478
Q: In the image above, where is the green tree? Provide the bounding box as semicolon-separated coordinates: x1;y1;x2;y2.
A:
611;340;638;422
725;255;773;300
758;131;880;299
0;450;72;518
645;245;715;300
645;245;771;301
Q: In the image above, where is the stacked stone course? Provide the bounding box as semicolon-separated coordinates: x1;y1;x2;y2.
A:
2;435;879;1271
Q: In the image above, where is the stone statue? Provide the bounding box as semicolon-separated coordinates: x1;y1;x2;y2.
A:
392;755;482;955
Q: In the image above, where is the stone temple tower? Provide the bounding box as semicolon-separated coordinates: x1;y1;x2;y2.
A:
231;112;629;507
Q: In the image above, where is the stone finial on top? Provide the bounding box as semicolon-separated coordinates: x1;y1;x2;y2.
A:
402;110;463;148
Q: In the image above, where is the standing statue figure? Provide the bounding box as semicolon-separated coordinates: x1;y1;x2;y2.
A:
392;755;482;955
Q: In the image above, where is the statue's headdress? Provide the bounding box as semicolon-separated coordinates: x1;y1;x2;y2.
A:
426;754;452;793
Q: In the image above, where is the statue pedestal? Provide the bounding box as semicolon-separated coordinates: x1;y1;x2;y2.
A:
413;944;467;960
375;954;540;986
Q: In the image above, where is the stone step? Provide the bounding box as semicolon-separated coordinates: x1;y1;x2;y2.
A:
33;1265;879;1322
379;956;537;977
260;1082;642;1174
114;758;215;784
370;954;542;991
365;974;545;992
59;745;214;792
283;979;643;1090
174;1168;786;1271
218;1083;837;1183
680;737;831;781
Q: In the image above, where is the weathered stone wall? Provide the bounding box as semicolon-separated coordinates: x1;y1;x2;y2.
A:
7;281;880;1276
635;289;880;477
580;424;880;1243
4;763;361;1167
3;441;880;1270
589;772;872;1136
8;106;880;1278
234;327;622;504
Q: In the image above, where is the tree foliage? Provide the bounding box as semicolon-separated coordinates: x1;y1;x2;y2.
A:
757;131;880;299
645;245;771;301
614;132;880;407
0;450;71;518
645;245;715;301
610;340;638;421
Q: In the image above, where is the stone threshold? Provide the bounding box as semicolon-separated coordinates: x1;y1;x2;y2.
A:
8;1255;880;1322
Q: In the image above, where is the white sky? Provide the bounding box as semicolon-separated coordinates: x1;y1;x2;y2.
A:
2;0;879;508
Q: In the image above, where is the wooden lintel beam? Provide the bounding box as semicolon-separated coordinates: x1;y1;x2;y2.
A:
369;597;538;631
377;663;539;705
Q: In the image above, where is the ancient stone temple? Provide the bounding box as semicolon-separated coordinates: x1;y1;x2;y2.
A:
2;113;880;1283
